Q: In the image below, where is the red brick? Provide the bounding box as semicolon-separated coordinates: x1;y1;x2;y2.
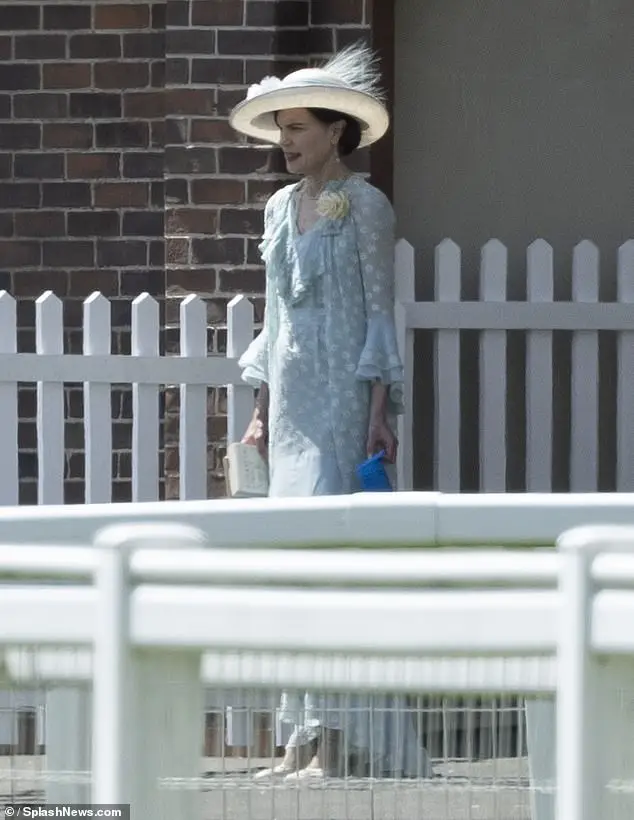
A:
15;35;65;60
95;4;151;30
12;270;69;298
67;153;120;179
247;179;285;204
94;182;149;208
219;207;263;235
0;213;13;238
43;63;91;90
247;1;309;27
165;269;217;295
70;34;122;59
43;240;94;268
166;237;189;266
0;6;39;30
217;29;277;55
167;146;217;175
311;0;364;25
166;208;218;236
123;91;165;118
218;267;265;294
123;32;163;59
166;88;216;116
42;123;93;149
95;61;150;90
192;238;244;266
15;212;65;238
191;58;243;86
67;270;119;297
191;178;245;205
0;240;41;268
44;5;92;30
192;0;243;27
218;146;271;175
190;119;235;144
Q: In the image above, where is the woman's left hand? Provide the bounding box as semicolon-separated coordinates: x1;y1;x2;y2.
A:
367;418;398;463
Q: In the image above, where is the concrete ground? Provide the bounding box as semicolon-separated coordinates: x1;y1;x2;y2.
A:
0;755;533;819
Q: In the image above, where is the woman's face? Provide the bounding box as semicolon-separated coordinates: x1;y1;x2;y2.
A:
276;108;342;177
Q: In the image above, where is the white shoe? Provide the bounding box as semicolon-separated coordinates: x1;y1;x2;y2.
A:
254;763;295;781
284;765;326;783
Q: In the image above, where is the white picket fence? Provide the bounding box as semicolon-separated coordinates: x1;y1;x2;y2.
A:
0;237;632;505
0;290;256;506
394;237;634;493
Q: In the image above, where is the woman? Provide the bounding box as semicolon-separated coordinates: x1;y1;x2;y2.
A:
229;44;431;781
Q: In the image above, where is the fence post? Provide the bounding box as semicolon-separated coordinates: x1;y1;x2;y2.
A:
556;525;634;820
395;239;415;490
0;292;18;505
227;295;254;446
92;523;206;819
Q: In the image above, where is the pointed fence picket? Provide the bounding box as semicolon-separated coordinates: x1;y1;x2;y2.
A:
395;236;634;493
525;240;554;493
617;241;634;492
0;293;18;506
84;293;112;504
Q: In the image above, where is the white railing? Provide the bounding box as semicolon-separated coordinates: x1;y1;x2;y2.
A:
2;494;634;820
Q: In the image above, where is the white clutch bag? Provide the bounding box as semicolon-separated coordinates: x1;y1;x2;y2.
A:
223;442;269;498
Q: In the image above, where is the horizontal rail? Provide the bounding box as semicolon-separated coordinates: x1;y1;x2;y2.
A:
0;353;242;386
128;548;561;587
405;301;634;331
2;587;634;674
0;585;558;651
1;492;634;548
2;546;633;589
2;647;557;694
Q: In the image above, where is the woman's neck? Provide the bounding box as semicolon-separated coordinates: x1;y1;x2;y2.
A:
302;162;350;197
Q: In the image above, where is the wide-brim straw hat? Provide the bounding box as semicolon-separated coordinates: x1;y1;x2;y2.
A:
229;44;390;149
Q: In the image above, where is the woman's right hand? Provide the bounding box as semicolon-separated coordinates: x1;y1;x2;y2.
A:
242;415;268;459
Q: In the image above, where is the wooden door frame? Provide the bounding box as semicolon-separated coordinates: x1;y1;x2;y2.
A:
370;0;396;201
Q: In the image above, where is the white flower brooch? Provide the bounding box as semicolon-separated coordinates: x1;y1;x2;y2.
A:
316;190;350;220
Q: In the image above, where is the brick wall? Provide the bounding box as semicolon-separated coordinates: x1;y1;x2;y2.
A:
1;1;165;503
1;0;392;504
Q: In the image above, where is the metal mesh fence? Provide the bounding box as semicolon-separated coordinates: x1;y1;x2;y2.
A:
0;648;555;820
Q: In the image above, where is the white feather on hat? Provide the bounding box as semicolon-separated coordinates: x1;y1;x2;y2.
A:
229;43;389;149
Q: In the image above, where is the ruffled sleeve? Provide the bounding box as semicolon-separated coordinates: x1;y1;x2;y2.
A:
353;187;405;415
238;324;268;387
237;197;275;387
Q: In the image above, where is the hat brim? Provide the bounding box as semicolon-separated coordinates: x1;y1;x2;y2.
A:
229;86;389;149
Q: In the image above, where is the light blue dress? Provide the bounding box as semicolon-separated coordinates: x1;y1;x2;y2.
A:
239;174;430;777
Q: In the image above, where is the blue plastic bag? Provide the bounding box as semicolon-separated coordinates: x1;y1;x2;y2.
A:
356;450;393;492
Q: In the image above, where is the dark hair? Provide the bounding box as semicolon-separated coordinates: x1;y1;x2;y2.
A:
308;108;362;156
274;108;362;156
